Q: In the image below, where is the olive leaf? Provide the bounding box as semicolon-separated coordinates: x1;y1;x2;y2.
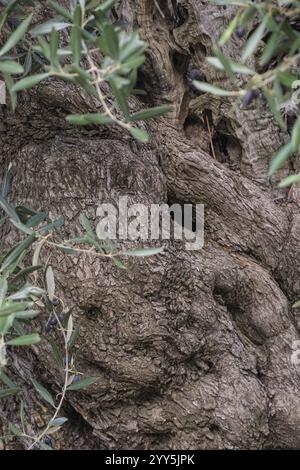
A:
31;379;55;408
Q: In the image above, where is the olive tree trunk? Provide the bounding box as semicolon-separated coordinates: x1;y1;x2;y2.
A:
1;0;300;450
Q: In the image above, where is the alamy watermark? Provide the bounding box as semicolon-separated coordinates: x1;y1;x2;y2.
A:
95;197;204;251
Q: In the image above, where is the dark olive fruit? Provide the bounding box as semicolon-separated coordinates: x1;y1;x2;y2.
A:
235;26;245;39
44;437;55;448
49;316;57;326
51;297;60;306
242;90;258;106
7;17;20;30
186;67;207;96
45;323;53;333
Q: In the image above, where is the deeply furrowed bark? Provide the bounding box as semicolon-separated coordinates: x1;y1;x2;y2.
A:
1;0;300;450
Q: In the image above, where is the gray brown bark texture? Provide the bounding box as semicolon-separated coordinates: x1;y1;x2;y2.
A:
1;0;300;450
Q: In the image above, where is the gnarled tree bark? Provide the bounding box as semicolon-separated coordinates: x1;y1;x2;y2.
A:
1;0;300;450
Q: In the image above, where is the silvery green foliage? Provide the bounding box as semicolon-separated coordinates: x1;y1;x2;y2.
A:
193;0;300;186
0;162;162;448
0;0;171;142
0;1;167;448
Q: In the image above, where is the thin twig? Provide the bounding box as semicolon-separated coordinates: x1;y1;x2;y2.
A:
27;312;70;450
85;49;132;132
39;236;120;259
154;0;165;18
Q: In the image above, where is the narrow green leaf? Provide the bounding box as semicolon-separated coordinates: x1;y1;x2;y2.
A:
0;371;17;388
8;422;23;436
129;105;172;122
66;314;74;344
130;127;149;143
260;30;280;66
0;233;36;274
94;0;115;13
3;72;17;111
281;18;298;41
124;247;163;257
79;213;95;236
48;0;73;20
26;212;48;228
11;219;35;235
67;324;80;349
71;24;81;65
32;240;45;267
109;76;129;116
13;319;26;336
37;218;64;234
15;205;37;221
193;81;236;96
292;117;300;151
68;63;91;80
0;14;33;56
0;301;33;318
11;265;43;283
279;174;300;188
0;277;8;307
119;32;147;62
0;193;20;222
206;57;254;75
73;4;82;25
0;1;19;32
263;87;286;130
123;55;145;69
1;164;12;198
1;250;25;278
11;73;49;93
45;425;61;435
0;311;13;334
67;376;98;391
14;310;39;320
7;334;41;346
269;142;293;176
96;36;110;57
0;60;23;74
218;14;239;46
240;5;257;26
111;256;125;269
8;285;44;300
45;266;55;301
49;417;68;427
103;23;119;59
31;379;55;408
66;113;113;125
50;28;59;65
49;339;64;367
277;71;298;88
30;17;70;36
213;47;234;78
0;387;20;399
242;17;268;62
35;38;51;61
